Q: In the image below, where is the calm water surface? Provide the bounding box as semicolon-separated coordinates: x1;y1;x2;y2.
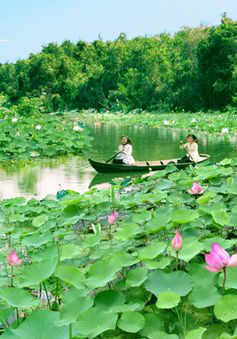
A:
0;124;236;199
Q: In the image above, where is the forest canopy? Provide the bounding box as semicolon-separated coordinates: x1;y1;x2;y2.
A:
0;16;236;113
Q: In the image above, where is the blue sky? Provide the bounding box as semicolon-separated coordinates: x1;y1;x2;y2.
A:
0;0;236;63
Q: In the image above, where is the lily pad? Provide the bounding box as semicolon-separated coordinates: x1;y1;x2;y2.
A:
117;311;145;333
54;265;85;289
126;267;148;287
138;241;166;260
214;295;237;322
56;296;93;326
94;290;126;311
0;287;39;308
75;308;118;338
86;257;122;289
171;209;199;224
0;310;68;339
145;270;193;296
139;312;165;336
185;327;207;339
156;291;180;309
32;214;48;228
18;259;58;287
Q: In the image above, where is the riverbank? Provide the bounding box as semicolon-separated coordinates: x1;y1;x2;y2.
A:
73;110;237;137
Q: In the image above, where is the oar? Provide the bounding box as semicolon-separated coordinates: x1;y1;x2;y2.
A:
105;151;121;163
182;144;199;176
183;144;196;164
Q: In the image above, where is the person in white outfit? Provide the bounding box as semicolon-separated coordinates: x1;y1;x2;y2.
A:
178;134;201;163
113;136;135;165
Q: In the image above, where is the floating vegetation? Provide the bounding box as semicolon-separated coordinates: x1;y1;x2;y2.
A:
0;159;237;337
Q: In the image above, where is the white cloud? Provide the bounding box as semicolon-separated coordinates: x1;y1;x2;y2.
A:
0;39;8;43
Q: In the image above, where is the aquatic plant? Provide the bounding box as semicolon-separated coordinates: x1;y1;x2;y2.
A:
0;113;92;161
0;160;237;337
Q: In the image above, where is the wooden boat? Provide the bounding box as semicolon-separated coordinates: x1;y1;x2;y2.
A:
89;154;210;173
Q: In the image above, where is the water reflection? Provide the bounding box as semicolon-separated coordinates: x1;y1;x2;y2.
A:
0;123;236;199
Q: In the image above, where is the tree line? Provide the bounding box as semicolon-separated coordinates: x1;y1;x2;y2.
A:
0;15;236;113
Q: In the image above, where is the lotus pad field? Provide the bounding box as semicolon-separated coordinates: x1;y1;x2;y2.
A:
0;113;91;162
77;110;237;136
1;159;237;338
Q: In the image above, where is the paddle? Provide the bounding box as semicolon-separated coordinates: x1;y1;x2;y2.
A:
105;151;122;163
180;142;199;176
183;144;196;164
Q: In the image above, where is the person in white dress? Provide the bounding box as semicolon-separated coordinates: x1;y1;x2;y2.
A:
113;136;135;165
178;134;201;163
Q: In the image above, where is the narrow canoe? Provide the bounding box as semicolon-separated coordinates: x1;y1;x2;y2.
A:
88;154;210;173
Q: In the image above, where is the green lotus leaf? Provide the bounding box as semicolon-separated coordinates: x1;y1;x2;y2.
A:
219;158;232;166
0;287;39;308
144;257;171;269
126;267;148;287
75;308;118;338
188;285;220;308
196;192;216;205
139;192;167;204
148;332;179;339
22;232;53;247
0;310;68;339
86;257;122;289
61;215;81;226
156;291;180;309
139;312;165;336
218;266;237;290
220;326;237;338
229;213;237;227
171;238;204;262
227;184;237;195
194;167;220;180
94;290;126;311
18;258;58;287
117;311;145;333
54;265;85;289
132;210;151;223
155;179;174;190
112;251;138;267
61;287;90;303
60;243;83;260
211;209;229;226
9;214;28;223
144;207;171;233
214;295;237;322
31;246;58;261
115;223;141;241
0;307;14;325
81;234;101;247
32;214;48;228
137;241;166;260
185;327;206;339
189;262;219;285
171;209;199;224
56;296;93;326
145;270;193;296
201;237;237;251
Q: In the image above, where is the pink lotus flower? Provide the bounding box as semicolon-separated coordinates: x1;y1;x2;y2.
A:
171;230;183;252
7;251;22;266
188;182;204;195
107;212;118;225
205;243;237;272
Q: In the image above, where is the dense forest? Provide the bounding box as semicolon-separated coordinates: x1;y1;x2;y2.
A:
0;15;236;113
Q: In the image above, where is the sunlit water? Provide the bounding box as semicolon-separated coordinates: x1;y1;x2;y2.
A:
0;123;236;199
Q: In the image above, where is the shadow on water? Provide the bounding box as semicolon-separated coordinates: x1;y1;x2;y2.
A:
89;171;147;189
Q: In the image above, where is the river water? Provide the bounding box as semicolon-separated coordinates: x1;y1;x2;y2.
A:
0;123;236;199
